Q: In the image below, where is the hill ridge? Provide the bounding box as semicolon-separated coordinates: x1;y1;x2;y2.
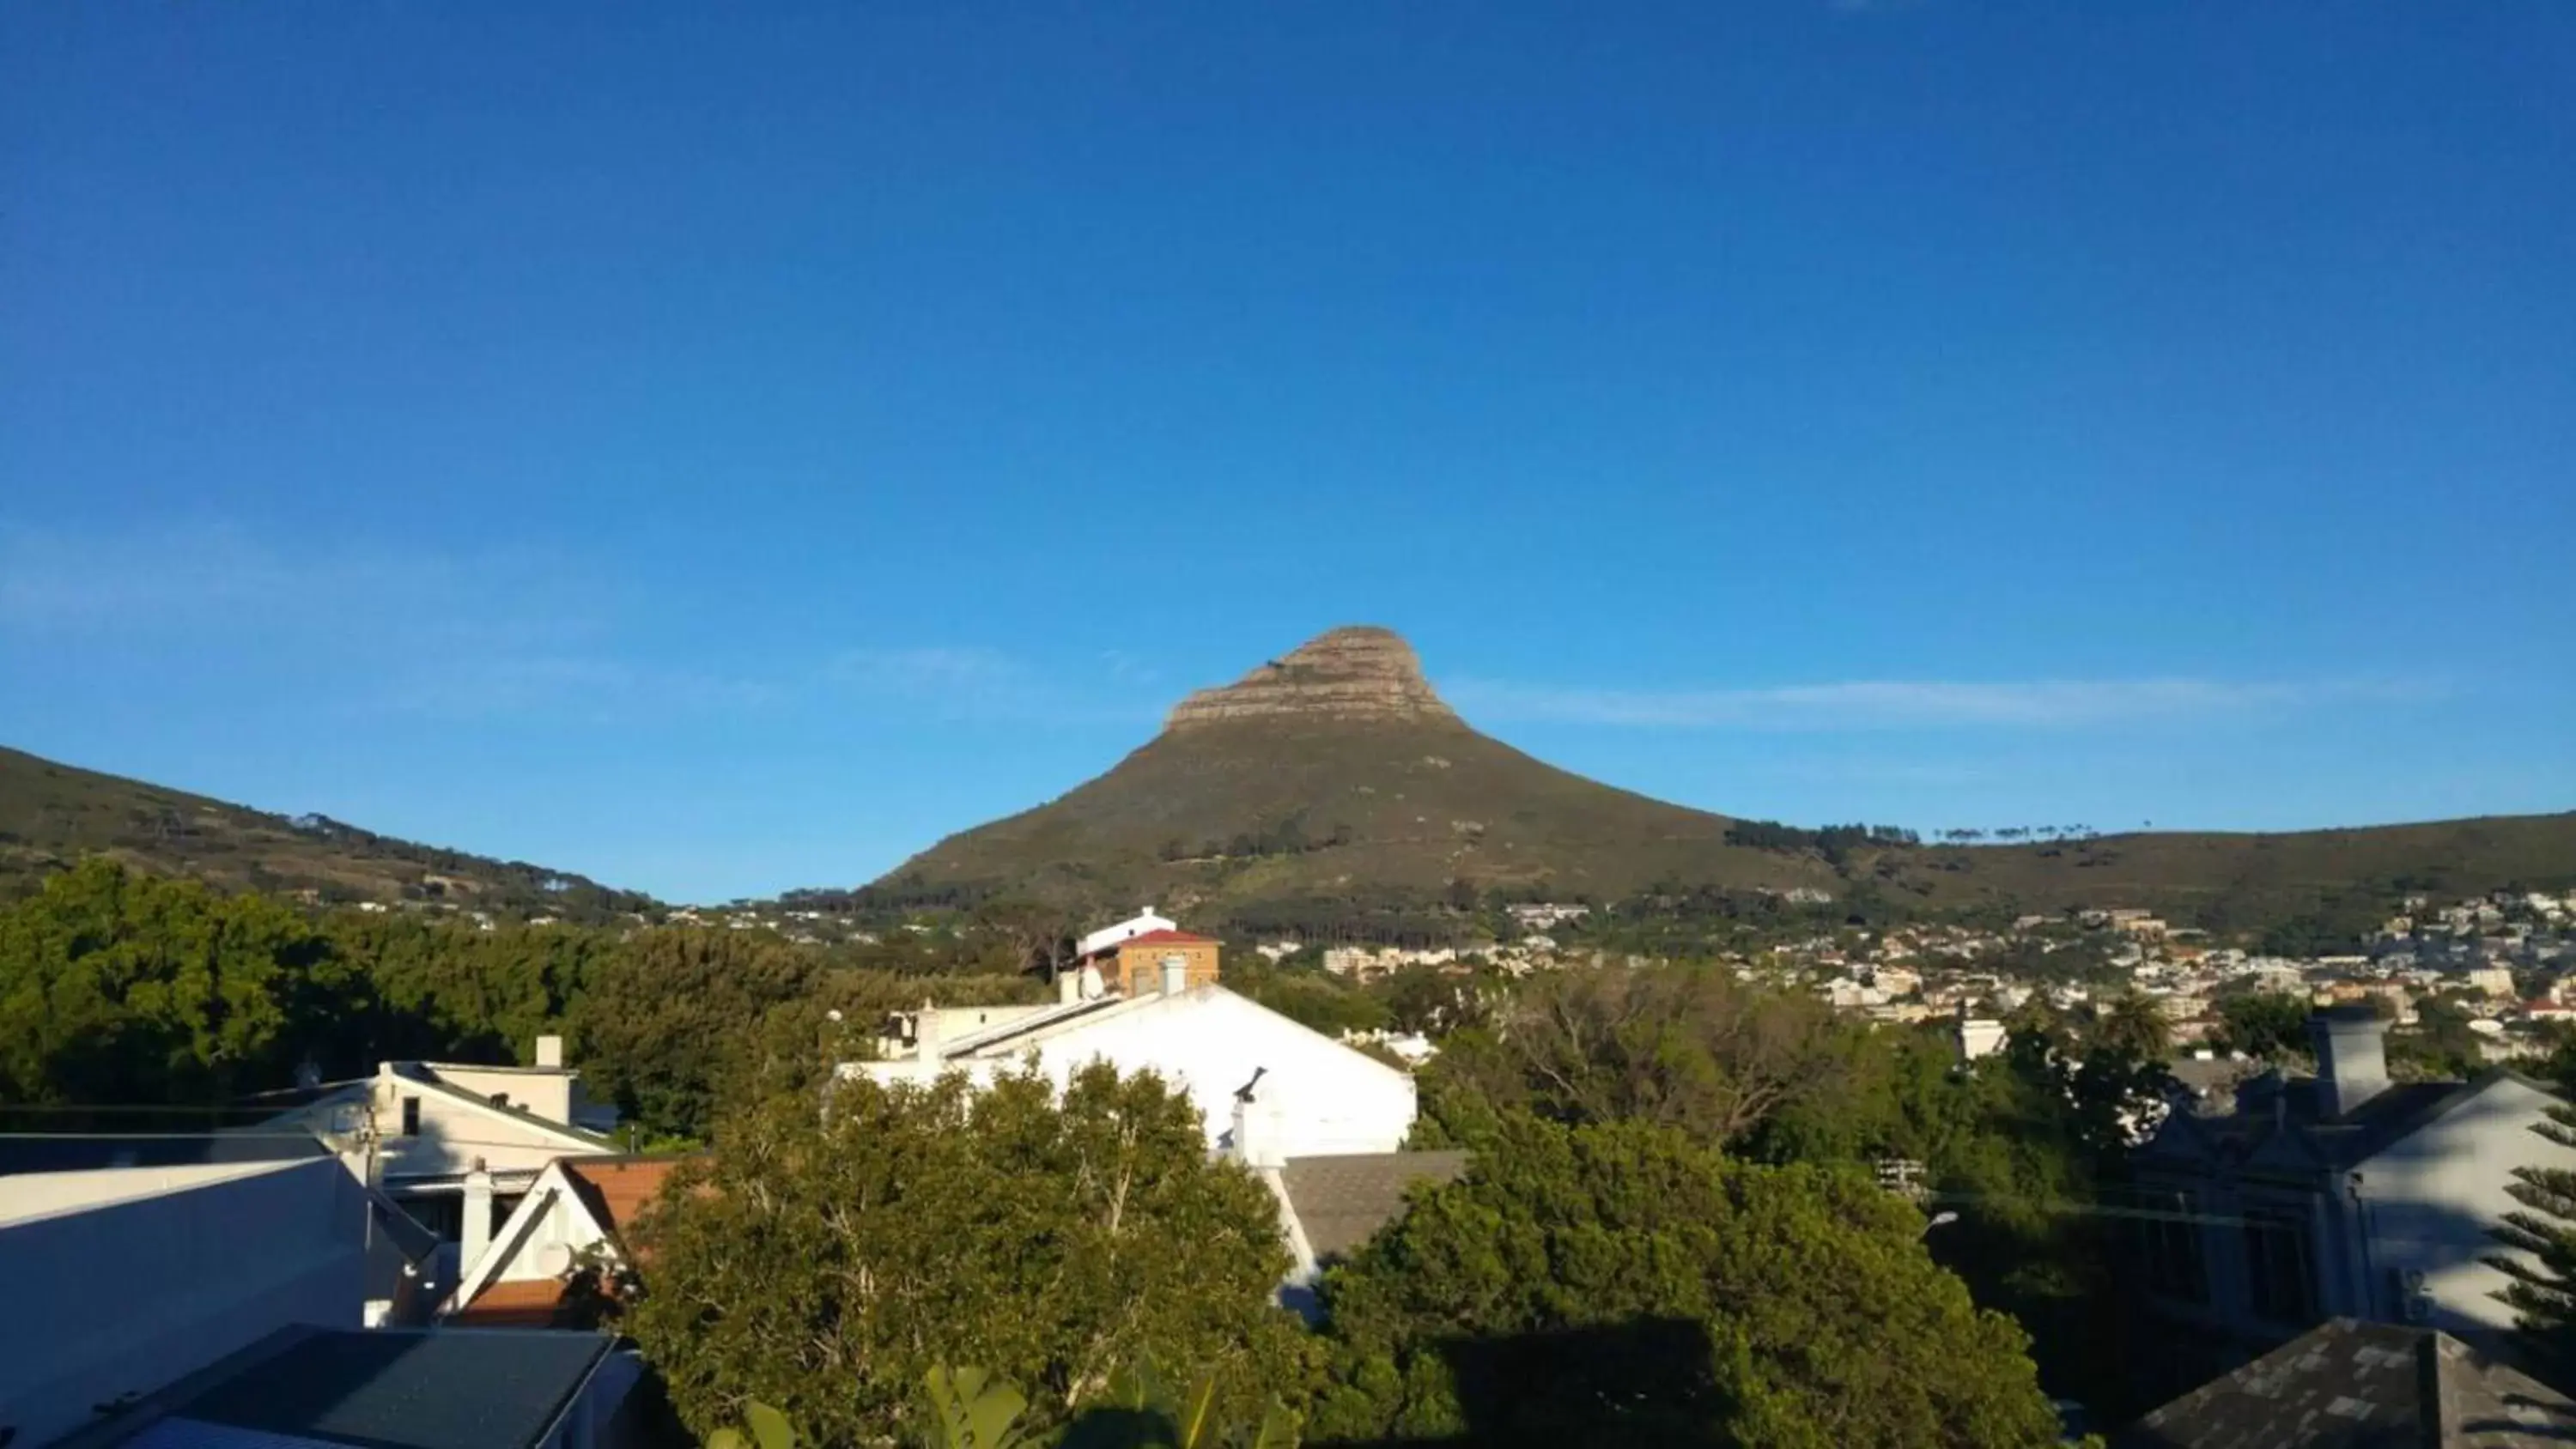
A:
872;627;2576;932
0;744;649;919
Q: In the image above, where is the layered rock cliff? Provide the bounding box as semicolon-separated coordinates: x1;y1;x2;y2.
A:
1163;625;1461;731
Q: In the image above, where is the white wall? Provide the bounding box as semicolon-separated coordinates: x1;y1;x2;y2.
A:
286;1074;601;1191
860;989;1417;1159
476;1173;612;1291
430;1064;581;1127
2355;1075;2576;1334
0;1157;366;1448
0;1160;294;1226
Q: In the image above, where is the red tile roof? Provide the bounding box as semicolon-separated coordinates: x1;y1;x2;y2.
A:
561;1155;690;1262
449;1276;571;1327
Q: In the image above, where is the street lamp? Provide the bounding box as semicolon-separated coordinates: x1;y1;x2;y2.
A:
1922;1210;1959;1238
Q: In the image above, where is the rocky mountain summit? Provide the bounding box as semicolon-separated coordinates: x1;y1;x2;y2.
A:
866;625;2576;934
1163;625;1461;731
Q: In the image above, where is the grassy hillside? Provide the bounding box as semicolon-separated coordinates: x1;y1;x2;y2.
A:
878;715;1839;921
1876;812;2576;932
875;702;2575;940
0;745;651;919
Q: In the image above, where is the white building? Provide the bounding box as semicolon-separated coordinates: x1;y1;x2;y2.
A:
0;1137;424;1448
841;977;1419;1160
2129;1008;2576;1384
444;1155;688;1326
1956;1016;2009;1062
252;1038;619;1299
1077;906;1180;960
2463;966;2517;998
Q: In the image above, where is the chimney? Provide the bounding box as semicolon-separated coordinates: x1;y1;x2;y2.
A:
914;999;943;1079
1230;1068;1278;1167
1161;955;1188;997
2309;1006;2390;1118
1058;968;1082;1005
460;1159;495;1284
534;1034;564;1069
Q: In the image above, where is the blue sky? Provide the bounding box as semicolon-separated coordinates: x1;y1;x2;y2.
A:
3;3;2570;902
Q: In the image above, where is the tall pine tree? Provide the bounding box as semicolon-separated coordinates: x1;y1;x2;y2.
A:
2487;1103;2576;1371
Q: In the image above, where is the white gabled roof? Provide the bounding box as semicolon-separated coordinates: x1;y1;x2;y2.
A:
895;983;1412;1087
1077;908;1178;960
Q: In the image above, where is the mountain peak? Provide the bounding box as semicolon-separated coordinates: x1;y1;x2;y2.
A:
1163;625;1460;731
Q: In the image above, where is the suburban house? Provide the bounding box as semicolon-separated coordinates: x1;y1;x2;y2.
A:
851;973;1419;1159
1077;906;1179;958
1076;926;1224;997
250;1036;621;1298
2124;1006;2576;1391
51;1324;649;1449
444;1155;691;1328
0;1134;433;1449
2116;1317;2576;1447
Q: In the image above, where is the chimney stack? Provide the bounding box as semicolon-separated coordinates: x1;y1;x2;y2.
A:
534;1034;564;1069
1230;1069;1279;1167
460;1159;495;1284
914;998;943;1080
2309;1006;2390;1118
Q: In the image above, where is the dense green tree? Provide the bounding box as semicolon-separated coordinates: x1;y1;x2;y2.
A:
1307;1113;2063;1447
1412;965;1850;1149
1218;957;1389;1039
0;857;1043;1142
0;859;358;1104
625;1064;1315;1446
2089;991;2173;1061
2210;991;2312;1061
568;928;821;1137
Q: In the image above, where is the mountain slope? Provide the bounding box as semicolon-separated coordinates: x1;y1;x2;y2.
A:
0;745;649;919
1888;813;2576;928
875;626;2576;932
877;627;1838;918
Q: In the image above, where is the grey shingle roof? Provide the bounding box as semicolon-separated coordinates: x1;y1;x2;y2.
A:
104;1326;614;1449
2119;1318;2576;1448
1280;1149;1469;1261
2147;1074;2493;1171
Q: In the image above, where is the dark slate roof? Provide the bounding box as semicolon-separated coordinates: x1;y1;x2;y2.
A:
2118;1318;2576;1448
1280;1149;1470;1261
2147;1073;2495;1171
100;1325;614;1449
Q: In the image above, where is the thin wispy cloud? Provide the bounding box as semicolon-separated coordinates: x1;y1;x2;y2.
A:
1442;675;2430;731
0;519;600;652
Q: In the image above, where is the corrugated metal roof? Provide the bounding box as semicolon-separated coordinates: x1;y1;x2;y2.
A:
122;1327;615;1449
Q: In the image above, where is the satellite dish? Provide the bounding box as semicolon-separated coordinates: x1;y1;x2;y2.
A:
533;1242;575;1276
